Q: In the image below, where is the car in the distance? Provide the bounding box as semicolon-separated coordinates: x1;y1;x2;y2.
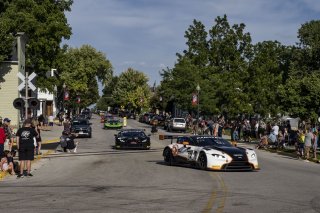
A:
167;118;187;132
71;118;92;138
104;117;123;129
114;129;151;149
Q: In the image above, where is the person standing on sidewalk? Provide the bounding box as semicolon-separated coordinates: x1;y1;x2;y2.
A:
3;118;13;151
32;119;42;155
304;128;313;161
0;123;6;157
16;118;38;178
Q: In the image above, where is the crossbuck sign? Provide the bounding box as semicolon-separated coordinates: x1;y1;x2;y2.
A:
17;72;37;91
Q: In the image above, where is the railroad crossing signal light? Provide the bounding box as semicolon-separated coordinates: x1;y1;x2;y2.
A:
13;98;25;110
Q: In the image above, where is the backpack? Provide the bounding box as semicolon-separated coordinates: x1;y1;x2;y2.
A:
60;136;67;148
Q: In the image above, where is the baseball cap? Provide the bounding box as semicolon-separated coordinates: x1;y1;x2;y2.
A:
4;118;11;122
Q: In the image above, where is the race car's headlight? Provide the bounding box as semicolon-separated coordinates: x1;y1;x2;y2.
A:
212;154;226;159
251;153;256;159
142;139;147;143
119;138;125;142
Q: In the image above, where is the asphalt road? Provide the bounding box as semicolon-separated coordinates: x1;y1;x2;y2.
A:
1;115;320;213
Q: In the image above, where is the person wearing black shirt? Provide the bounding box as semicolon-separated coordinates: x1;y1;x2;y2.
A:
16;118;38;178
60;131;78;153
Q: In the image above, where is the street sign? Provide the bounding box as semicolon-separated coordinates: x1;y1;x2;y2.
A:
17;72;37;91
17;72;25;91
28;72;37;91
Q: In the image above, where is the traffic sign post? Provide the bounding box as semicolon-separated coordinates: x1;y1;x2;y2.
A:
17;71;37;120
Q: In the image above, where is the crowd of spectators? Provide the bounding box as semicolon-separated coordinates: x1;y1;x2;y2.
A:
183;114;319;161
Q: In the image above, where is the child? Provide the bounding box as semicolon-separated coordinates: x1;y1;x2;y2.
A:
0;150;16;175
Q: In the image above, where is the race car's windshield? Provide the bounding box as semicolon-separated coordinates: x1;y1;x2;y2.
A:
196;137;232;147
120;131;146;138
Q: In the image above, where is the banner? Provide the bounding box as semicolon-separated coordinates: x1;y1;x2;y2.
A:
64;90;70;101
192;93;198;106
76;96;81;104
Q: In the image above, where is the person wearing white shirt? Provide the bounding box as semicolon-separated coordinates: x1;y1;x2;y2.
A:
272;123;279;136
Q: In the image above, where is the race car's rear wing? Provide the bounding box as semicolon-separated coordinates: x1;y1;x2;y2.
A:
159;134;191;144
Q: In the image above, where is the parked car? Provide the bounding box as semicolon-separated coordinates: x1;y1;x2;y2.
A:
167;118;187;132
150;115;166;126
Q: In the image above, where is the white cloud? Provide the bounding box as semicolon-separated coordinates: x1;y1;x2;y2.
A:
65;0;320;84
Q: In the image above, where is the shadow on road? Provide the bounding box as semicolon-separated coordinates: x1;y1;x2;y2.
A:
43;149;162;159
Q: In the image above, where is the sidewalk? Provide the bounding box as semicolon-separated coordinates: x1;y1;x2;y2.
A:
0;124;63;180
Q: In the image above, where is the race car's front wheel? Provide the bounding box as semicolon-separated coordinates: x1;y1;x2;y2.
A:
197;152;207;170
163;148;173;166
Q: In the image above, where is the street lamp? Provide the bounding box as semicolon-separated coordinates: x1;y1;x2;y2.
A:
196;84;200;134
62;83;66;113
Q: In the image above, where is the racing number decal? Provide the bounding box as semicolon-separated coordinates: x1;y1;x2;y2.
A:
172;145;179;156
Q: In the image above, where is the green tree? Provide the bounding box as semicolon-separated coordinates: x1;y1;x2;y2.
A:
57;45;113;107
112;68;151;111
0;0;73;88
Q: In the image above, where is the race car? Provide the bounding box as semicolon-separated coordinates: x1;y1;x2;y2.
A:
103;117;123;129
161;135;259;171
104;117;123;129
114;129;151;149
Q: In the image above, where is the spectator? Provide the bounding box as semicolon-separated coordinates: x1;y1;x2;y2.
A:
304;128;313;161
38;114;44;127
0;150;15;175
32;119;42;155
60;131;79;153
3;118;13;151
207;118;214;136
16;118;38;178
48;114;54;126
298;130;306;159
256;131;269;149
218;116;225;137
0;124;5;158
63;117;71;134
58;113;64;126
272;122;279;137
312;129;318;161
254;121;259;139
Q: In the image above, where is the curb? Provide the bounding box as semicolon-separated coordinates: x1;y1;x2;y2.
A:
0;139;57;181
42;138;60;144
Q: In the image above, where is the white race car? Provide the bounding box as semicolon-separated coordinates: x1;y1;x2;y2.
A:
162;135;259;171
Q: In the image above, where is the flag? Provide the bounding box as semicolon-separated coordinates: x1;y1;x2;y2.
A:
192;93;198;106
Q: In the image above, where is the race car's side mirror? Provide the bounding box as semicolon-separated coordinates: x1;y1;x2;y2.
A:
182;141;189;146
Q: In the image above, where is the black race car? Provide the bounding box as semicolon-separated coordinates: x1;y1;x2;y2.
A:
114;129;151;149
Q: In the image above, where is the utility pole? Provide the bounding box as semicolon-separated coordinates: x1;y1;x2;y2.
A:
25;71;29;120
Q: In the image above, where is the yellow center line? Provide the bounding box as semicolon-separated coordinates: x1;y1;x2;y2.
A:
216;174;228;213
202;179;217;213
202;172;228;213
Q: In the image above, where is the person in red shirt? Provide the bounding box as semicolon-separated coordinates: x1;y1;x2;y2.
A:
0;124;6;158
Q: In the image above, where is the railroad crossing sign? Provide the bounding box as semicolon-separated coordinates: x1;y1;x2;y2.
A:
17;72;37;91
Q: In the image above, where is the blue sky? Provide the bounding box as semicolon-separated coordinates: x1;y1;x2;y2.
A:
64;0;320;88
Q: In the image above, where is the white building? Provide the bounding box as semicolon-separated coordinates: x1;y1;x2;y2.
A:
37;88;57;118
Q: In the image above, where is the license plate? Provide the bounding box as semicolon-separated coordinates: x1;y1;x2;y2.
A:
131;142;137;144
79;131;83;134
